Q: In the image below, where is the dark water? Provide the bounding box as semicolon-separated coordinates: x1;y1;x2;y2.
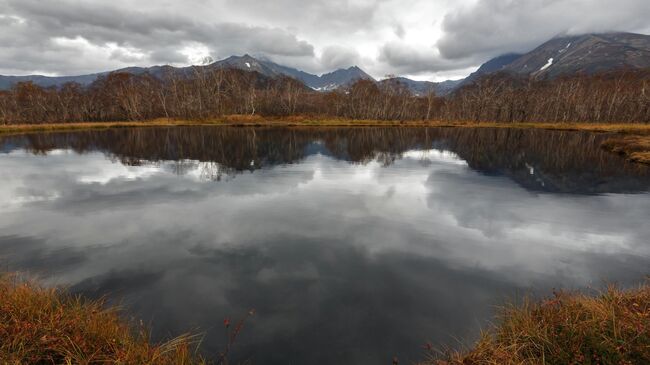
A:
1;127;650;364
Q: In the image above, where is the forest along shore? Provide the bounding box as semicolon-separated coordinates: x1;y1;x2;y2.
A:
1;118;650;164
1;69;649;124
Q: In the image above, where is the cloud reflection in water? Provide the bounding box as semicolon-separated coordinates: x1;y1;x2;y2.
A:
0;127;649;364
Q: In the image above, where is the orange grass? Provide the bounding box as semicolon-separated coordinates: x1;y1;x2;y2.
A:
426;285;650;365
602;136;650;164
0;273;207;364
2;117;650;136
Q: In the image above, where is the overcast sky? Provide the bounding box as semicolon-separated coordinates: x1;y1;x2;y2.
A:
1;0;649;81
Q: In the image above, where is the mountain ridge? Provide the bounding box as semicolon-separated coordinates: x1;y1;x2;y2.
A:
1;32;649;96
0;55;377;93
504;32;650;77
464;32;650;81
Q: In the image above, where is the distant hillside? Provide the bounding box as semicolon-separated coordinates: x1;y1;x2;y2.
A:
379;77;462;96
0;73;103;90
3;32;649;96
448;32;650;93
0;65;179;90
315;66;375;90
457;53;522;88
504;32;650;78
0;55;375;93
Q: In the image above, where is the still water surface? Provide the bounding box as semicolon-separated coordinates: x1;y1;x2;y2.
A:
1;127;649;364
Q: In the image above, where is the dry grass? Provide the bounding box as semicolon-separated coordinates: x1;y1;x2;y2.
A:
2;118;650;136
0;273;208;365
602;136;650;164
0;119;223;136
425;285;650;365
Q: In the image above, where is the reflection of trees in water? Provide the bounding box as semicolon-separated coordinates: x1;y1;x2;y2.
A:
2;126;649;193
432;128;650;193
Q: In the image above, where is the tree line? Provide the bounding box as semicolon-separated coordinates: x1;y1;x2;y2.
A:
1;66;649;124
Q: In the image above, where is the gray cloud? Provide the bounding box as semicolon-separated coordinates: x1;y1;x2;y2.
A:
222;0;382;33
0;0;649;79
0;0;315;75
320;45;361;70
378;42;477;75
394;24;406;39
437;0;650;60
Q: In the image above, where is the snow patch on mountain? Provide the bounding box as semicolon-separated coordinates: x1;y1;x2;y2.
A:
540;58;554;71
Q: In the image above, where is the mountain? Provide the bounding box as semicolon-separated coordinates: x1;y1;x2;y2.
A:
3;32;648;95
0;65;178;90
314;66;374;90
504;32;650;78
211;56;375;90
0;52;439;96
457;53;522;88
0;73;104;90
0;54;374;92
432;79;464;96
445;32;650;94
379;77;462;96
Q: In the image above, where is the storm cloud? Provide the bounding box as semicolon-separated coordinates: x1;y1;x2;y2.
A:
0;0;649;80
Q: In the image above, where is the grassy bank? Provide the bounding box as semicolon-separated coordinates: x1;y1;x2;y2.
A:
0;273;207;364
427;285;650;365
2;116;650;135
602;135;650;164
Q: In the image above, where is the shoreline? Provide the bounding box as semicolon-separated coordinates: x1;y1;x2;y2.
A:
2;117;650;135
1;117;650;164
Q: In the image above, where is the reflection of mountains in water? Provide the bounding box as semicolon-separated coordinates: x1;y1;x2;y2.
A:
2;126;649;194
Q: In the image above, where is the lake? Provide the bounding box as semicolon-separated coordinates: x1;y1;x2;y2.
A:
1;126;649;364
